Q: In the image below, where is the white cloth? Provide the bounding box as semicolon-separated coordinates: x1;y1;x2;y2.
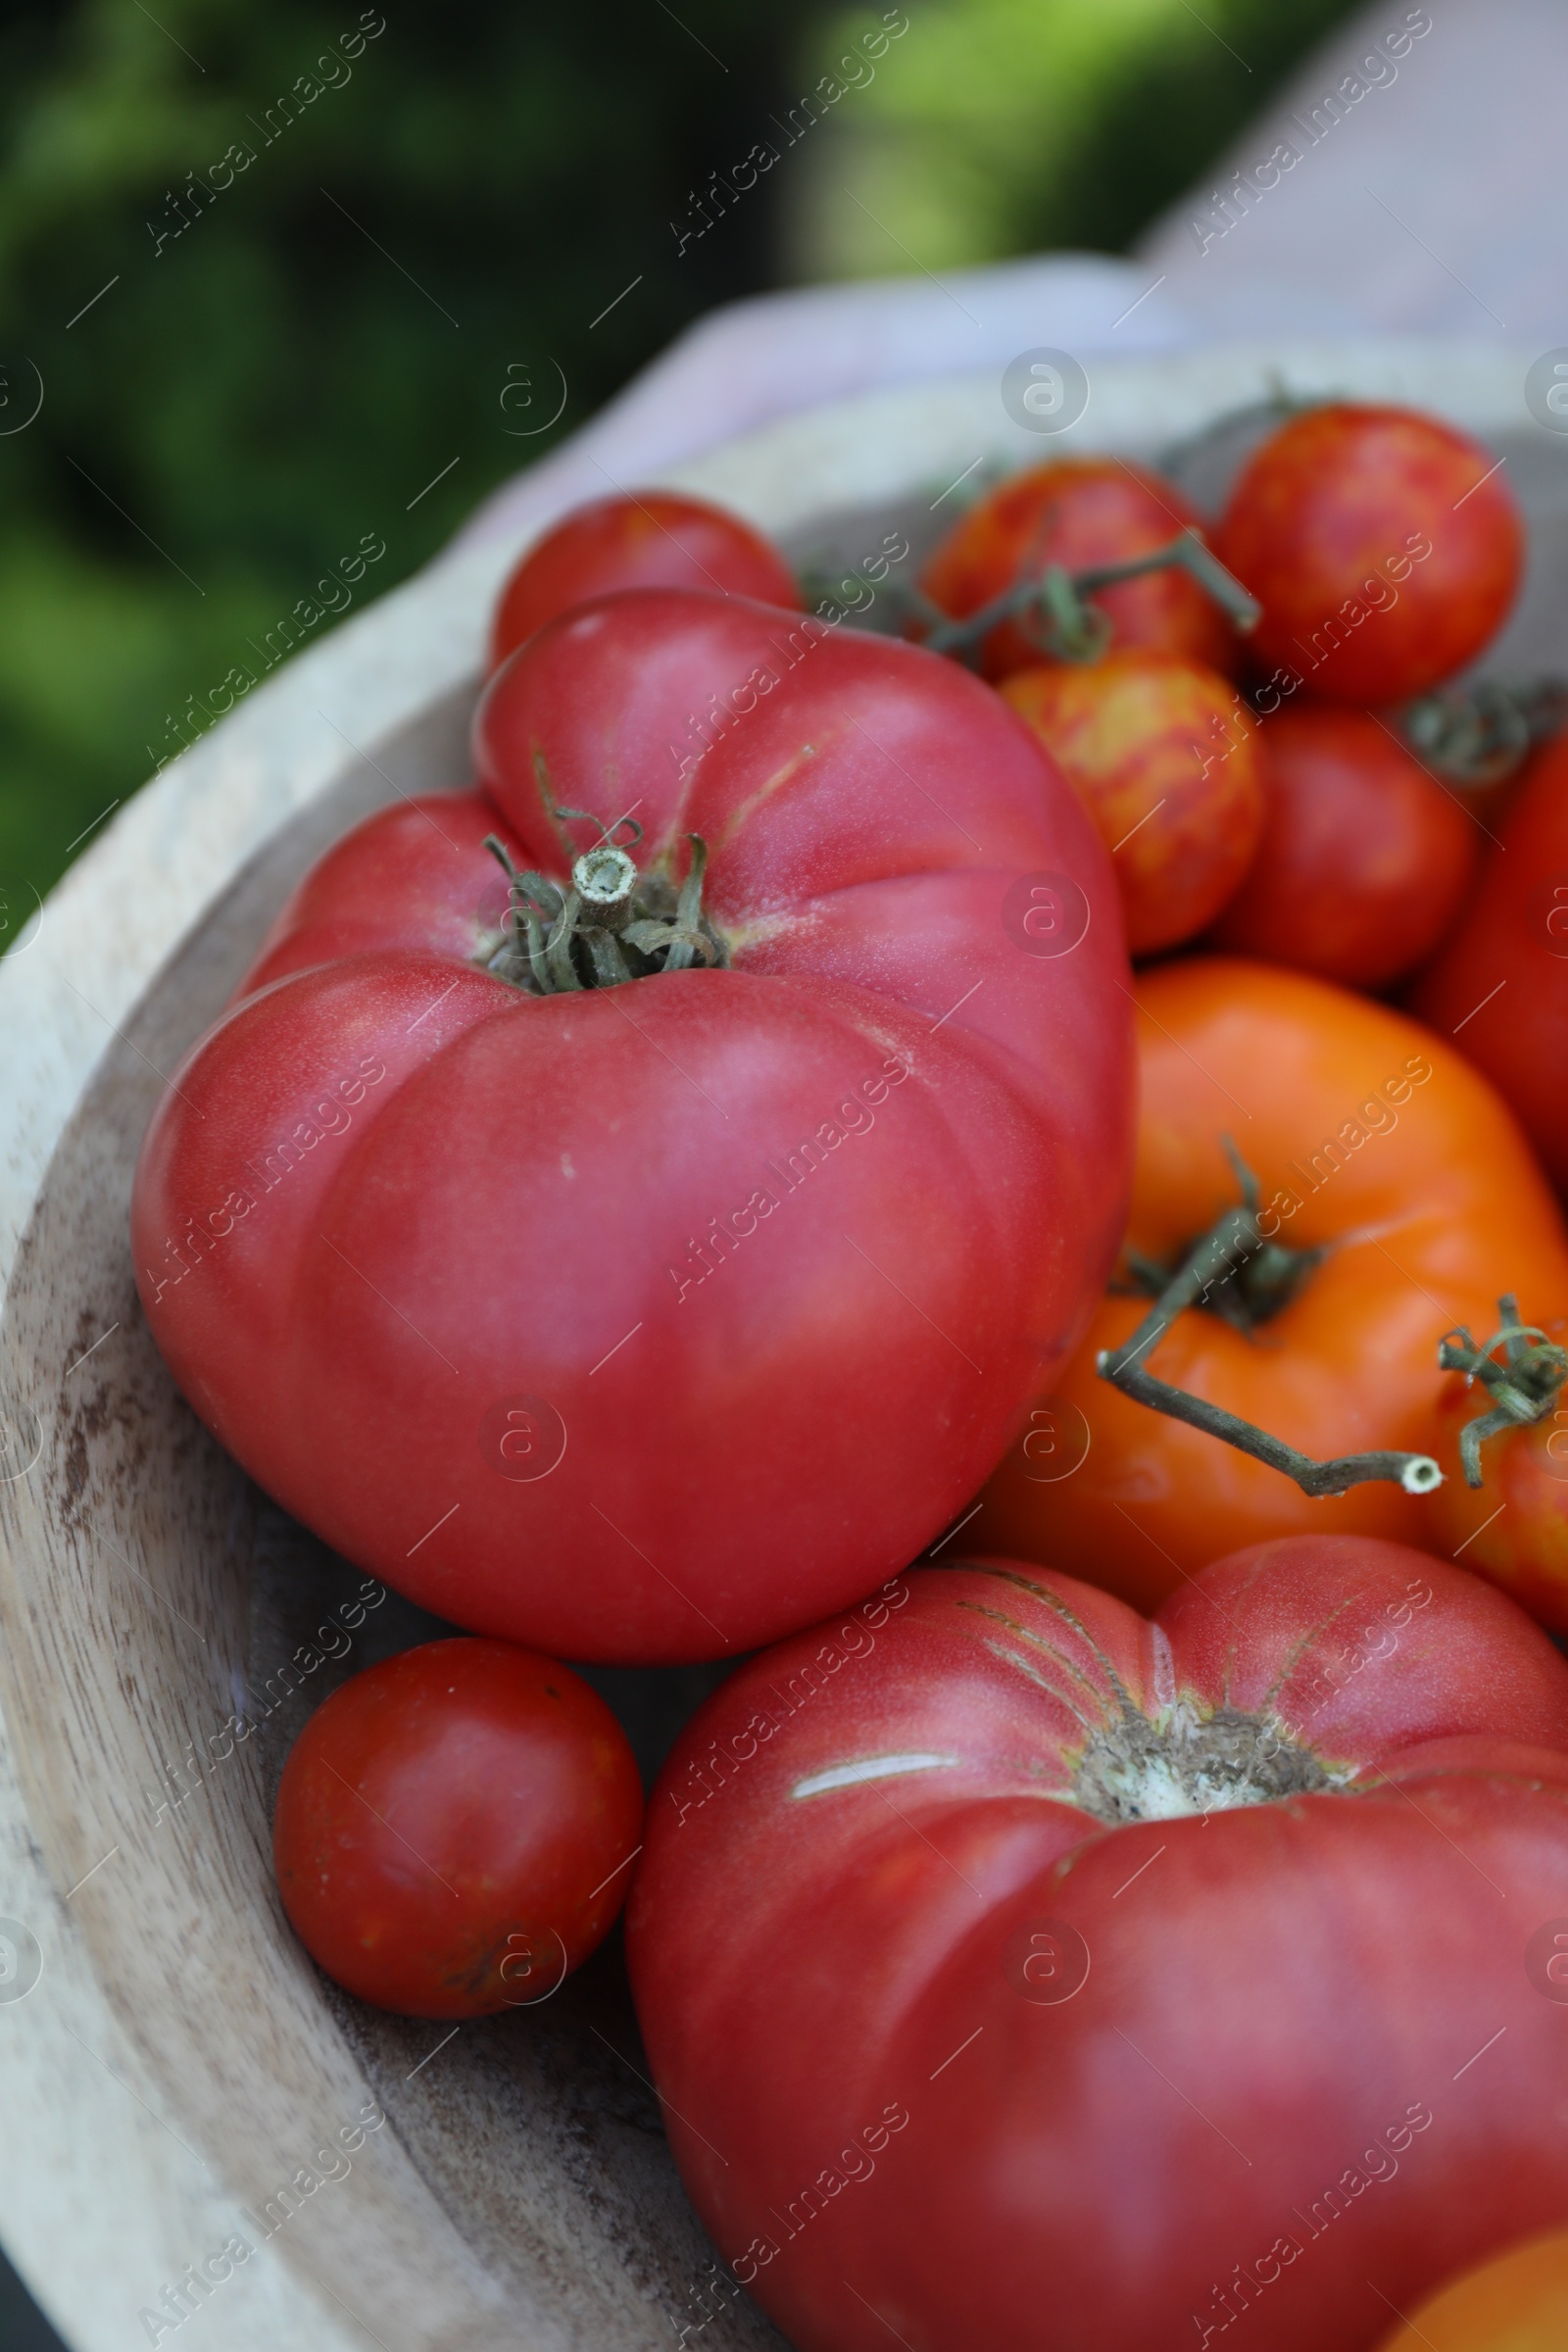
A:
455;0;1564;551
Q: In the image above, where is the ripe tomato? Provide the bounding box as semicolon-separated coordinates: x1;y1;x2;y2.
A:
1426;1312;1568;1634
1002;653;1264;957
1208;704;1479;989
132;589;1133;1663
1372;2230;1568;2352
628;1537;1568;2352
975;957;1568;1609
273;1638;642;2017
1214;405;1523;704
1410;731;1568;1190
918;458;1238;682
488;490;800;669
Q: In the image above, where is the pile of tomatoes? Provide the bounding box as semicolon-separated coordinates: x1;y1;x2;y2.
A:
132;405;1568;2352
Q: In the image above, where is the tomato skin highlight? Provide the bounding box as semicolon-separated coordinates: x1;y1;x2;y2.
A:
1410;730;1568;1191
488;490;800;670
133;590;1134;1662
1003;652;1264;956
1214;405;1523;704
1209;704;1478;990
976;957;1568;1607
628;1540;1568;2352
273;1638;644;2018
919;457;1238;681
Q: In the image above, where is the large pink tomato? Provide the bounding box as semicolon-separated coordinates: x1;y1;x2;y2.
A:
132;591;1132;1663
629;1537;1568;2350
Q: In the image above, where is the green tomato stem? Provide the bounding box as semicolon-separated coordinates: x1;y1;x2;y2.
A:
482;814;728;995
1438;1297;1568;1487
1098;1142;1442;1500
918;527;1261;669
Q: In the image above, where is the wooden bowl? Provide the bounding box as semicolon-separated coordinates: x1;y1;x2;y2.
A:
0;342;1559;2351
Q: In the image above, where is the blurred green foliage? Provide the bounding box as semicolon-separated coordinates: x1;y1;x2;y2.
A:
0;0;816;915
790;0;1364;275
0;0;1359;927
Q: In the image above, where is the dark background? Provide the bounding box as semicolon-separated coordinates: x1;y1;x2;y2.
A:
0;0;1359;2339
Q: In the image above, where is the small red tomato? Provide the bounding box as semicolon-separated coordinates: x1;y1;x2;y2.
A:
273;1639;643;2017
919;458;1238;681
1002;651;1263;956
1411;730;1568;1190
489;490;799;668
1215;405;1523;704
1209;703;1479;989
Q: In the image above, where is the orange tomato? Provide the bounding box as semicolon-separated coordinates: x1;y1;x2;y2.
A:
1427;1318;1568;1634
1372;2230;1568;2352
976;958;1568;1611
1003;654;1264;956
918;457;1238;681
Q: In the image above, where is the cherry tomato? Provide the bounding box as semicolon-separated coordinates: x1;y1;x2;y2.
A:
1214;404;1523;704
273;1638;643;2017
1410;730;1568;1189
629;1539;1568;2352
1426;1312;1568;1634
488;491;800;669
1002;652;1264;956
1372;2230;1568;2352
133;588;1133;1663
975;956;1568;1609
919;458;1239;682
1209;703;1479;989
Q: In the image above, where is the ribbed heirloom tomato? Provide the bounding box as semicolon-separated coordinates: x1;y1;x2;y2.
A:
132;587;1133;1662
977;958;1568;1605
628;1536;1568;2352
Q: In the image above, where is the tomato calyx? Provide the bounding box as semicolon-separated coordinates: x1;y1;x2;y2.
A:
1099;1142;1444;1500
1123;1145;1324;1334
1401;677;1568;786
971;1566;1348;1821
1073;1699;1342;1827
483;809;730;994
1125;1231;1320;1328
907;528;1261;668
1439;1293;1568;1487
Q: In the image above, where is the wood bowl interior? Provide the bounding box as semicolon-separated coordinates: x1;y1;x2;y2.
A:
2;344;1565;2351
